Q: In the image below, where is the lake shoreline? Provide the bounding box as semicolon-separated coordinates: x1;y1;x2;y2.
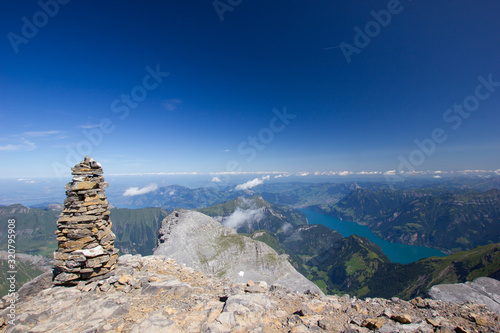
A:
300;208;446;264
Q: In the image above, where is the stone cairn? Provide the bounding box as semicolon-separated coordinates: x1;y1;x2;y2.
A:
53;156;118;285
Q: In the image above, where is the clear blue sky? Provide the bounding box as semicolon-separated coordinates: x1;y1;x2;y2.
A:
1;1;499;179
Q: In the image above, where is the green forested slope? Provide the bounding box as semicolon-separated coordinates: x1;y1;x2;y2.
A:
0;257;45;297
366;242;500;299
110;207;170;255
0;205;170;256
0;205;59;256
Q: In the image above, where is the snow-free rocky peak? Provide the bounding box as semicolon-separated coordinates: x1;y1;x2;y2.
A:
154;209;323;295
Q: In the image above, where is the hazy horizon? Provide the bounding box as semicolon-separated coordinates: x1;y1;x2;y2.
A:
1;172;499;207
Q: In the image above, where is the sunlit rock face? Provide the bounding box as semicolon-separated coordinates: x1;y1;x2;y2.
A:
154;209;323;295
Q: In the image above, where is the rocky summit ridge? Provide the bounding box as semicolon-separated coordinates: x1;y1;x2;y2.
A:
1;254;499;332
154;209;322;295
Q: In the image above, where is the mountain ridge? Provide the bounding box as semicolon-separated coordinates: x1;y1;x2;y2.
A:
153;209;323;295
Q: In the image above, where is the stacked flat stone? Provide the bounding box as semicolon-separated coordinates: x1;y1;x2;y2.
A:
53;156;118;285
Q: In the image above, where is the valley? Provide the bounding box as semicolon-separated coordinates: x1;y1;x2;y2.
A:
312;187;500;252
1;176;499;300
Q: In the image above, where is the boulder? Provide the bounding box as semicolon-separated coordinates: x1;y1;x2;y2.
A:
429;277;500;314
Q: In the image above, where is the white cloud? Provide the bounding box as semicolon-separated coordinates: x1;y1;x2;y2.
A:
235;178;263;190
0;138;35;151
17;178;38;184
356;171;381;175
282;222;293;234
0;130;66;152
274;173;292;178
79;124;100;129
384;170;397;175
222;207;265;230
123;183;159;196
211;177;222;183
21;130;62;137
495;169;500;175
235;175;269;190
163;98;182;111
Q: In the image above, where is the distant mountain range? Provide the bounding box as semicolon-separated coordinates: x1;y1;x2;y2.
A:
111;182;358;209
2;178;500;300
112;184;242;209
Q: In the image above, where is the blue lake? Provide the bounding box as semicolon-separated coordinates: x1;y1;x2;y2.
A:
300;209;446;264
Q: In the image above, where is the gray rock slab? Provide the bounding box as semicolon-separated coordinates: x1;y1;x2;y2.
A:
154;210;323;295
429;277;500;314
130;312;181;333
